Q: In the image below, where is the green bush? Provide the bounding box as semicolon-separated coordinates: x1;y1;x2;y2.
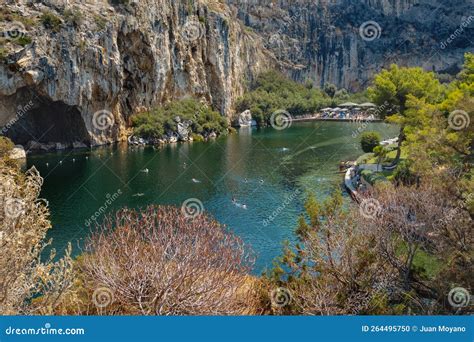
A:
16;36;32;46
131;99;228;140
63;9;83;27
40;11;62;32
393;160;418;186
360;131;381;153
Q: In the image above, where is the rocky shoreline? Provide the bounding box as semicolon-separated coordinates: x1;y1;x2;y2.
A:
17;130;227;157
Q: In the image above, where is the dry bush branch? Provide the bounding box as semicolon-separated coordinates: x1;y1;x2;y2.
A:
80;206;255;315
0;162;73;315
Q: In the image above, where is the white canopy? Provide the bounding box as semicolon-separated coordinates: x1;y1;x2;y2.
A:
339;102;359;107
359;102;377;108
321;107;332;111
331;107;341;111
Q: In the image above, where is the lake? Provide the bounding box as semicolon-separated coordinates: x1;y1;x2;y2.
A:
27;121;398;273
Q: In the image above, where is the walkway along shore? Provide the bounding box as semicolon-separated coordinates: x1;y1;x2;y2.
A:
344;165;361;203
291;116;383;123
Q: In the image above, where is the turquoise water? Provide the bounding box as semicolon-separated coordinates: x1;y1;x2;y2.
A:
27;121;398;273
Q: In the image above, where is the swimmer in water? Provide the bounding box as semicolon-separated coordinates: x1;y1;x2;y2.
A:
192;178;201;183
141;168;149;173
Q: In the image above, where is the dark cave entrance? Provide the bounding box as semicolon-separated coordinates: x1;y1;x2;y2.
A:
4;98;90;146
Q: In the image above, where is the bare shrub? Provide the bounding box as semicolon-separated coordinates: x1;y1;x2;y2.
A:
286;210;395;315
366;182;473;313
80;206;255;315
270;182;472;315
0;163;73;315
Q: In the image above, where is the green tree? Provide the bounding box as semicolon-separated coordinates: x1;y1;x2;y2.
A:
368;65;443;166
360;131;381;153
324;83;337;98
373;145;389;169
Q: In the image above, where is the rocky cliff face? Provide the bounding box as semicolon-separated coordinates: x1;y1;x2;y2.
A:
0;0;271;146
227;0;473;90
0;0;471;147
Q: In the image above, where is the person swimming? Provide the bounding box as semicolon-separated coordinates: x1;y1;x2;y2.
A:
192;178;201;183
232;197;247;210
141;168;149;173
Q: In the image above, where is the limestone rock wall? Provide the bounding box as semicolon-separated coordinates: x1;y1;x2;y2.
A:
0;0;271;146
227;0;473;90
0;0;471;146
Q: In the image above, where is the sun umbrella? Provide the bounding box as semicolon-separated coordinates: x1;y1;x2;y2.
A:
359;102;377;108
339;102;359;107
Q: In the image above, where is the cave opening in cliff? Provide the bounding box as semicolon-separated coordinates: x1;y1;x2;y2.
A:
4;98;90;147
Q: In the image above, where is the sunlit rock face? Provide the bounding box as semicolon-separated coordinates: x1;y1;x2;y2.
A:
226;0;473;90
0;0;271;146
0;0;471;146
